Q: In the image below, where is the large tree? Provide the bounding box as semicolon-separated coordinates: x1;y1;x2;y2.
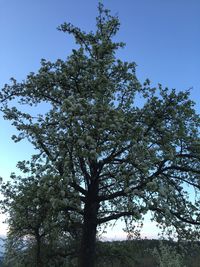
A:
1;3;200;267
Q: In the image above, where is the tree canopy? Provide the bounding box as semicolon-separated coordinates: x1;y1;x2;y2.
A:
0;3;200;267
1;174;79;266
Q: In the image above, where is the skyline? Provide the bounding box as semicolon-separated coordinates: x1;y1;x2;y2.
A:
0;0;200;239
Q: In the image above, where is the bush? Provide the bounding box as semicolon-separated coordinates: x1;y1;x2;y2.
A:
152;241;185;267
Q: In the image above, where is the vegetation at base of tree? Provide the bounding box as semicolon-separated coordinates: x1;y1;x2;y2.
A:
0;2;200;267
96;239;200;267
1;239;200;267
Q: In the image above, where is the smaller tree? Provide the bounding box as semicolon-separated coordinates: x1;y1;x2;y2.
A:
0;174;80;267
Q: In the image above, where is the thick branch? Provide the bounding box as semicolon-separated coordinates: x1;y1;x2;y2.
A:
163;165;200;174
37;139;55;162
98;190;126;202
70;182;87;196
79;157;91;185
150;206;200;226
100;144;132;166
97;211;137;224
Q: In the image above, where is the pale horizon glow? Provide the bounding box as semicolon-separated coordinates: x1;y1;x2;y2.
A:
0;217;159;241
101;220;160;241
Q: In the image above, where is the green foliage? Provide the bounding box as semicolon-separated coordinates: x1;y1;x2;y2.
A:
151;241;185;267
96;239;200;267
1;175;80;266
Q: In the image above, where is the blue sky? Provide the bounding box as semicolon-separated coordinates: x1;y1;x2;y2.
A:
0;0;200;237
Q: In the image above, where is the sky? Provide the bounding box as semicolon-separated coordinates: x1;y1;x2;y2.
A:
0;0;200;239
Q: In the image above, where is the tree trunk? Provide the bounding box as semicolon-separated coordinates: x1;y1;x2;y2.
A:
78;181;99;267
35;233;42;267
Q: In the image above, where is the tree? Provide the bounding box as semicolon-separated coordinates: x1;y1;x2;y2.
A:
0;3;200;267
1;175;79;266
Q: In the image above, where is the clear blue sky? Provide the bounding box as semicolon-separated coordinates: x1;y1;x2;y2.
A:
0;0;200;237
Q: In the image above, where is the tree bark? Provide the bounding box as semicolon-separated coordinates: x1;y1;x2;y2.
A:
35;233;42;267
78;181;99;267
